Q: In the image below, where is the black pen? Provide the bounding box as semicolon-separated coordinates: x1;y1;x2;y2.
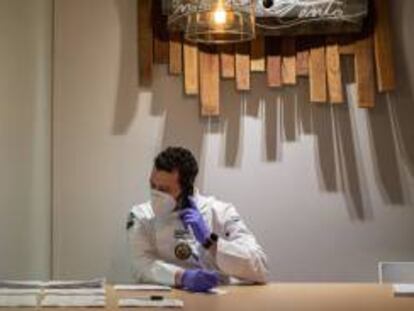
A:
150;295;164;301
129;295;165;301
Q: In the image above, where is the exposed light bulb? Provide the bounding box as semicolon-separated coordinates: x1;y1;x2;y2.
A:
213;7;227;25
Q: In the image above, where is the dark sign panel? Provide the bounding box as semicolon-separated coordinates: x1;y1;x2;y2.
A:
164;0;369;35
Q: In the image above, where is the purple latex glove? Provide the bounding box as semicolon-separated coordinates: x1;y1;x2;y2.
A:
180;201;211;245
181;269;219;292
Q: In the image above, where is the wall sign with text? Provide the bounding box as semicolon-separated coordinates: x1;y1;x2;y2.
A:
256;0;369;35
164;0;369;35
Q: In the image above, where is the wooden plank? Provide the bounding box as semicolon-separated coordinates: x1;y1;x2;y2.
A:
153;31;169;64
309;44;327;103
339;35;356;55
251;36;266;72
373;0;396;92
296;50;309;77
355;36;376;108
326;38;344;104
235;42;250;91
152;0;169;64
266;37;282;87
138;0;153;86
296;37;311;76
296;37;310;76
281;37;297;85
219;44;235;79
340;43;355;55
199;46;219;116
169;32;182;75
183;41;198;95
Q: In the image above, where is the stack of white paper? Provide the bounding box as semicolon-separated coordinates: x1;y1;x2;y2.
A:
114;284;172;291
0;282;41;307
118;298;183;308
44;278;106;289
0;278;107;307
44;288;106;295
40;279;106;307
0;295;38;307
0;278;106;289
0;289;42;295
393;284;414;295
41;295;106;307
0;280;43;289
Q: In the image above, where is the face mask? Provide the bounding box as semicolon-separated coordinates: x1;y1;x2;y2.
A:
150;189;177;220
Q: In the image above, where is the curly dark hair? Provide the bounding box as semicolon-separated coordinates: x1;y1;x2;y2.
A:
154;147;199;196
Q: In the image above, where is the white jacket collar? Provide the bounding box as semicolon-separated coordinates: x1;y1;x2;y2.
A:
191;188;210;213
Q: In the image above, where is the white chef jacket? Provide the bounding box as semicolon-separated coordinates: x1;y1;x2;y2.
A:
127;192;269;286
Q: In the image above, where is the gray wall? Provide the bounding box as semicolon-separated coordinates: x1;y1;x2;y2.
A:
52;0;414;282
0;0;52;280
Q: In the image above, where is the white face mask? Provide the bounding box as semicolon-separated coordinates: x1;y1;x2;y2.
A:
150;189;177;220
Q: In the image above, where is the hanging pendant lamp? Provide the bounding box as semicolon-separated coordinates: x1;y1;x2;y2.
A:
168;0;256;44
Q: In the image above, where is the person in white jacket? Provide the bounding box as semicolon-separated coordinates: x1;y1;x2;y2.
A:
127;147;269;292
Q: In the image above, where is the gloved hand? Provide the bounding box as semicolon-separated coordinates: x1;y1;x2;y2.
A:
181;269;219;292
180;201;211;245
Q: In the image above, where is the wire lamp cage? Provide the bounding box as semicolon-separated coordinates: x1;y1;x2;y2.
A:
168;0;256;44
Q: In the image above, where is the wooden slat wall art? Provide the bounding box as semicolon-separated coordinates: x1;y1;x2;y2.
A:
219;44;235;79
326;37;344;104
373;0;396;92
153;0;169;64
138;0;153;86
251;36;266;72
183;41;198;95
235;42;251;91
140;0;396;115
355;36;376;108
266;36;282;88
281;37;297;85
309;42;327;103
169;32;183;75
199;45;220;116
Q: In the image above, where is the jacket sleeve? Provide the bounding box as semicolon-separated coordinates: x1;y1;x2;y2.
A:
214;204;269;283
127;211;183;286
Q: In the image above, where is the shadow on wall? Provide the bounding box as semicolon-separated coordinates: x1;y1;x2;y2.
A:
111;0;414;222
220;79;243;167
261;76;280;162
364;0;414;207
368;94;404;205
388;0;414;188
112;0;139;135
151;67;206;166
